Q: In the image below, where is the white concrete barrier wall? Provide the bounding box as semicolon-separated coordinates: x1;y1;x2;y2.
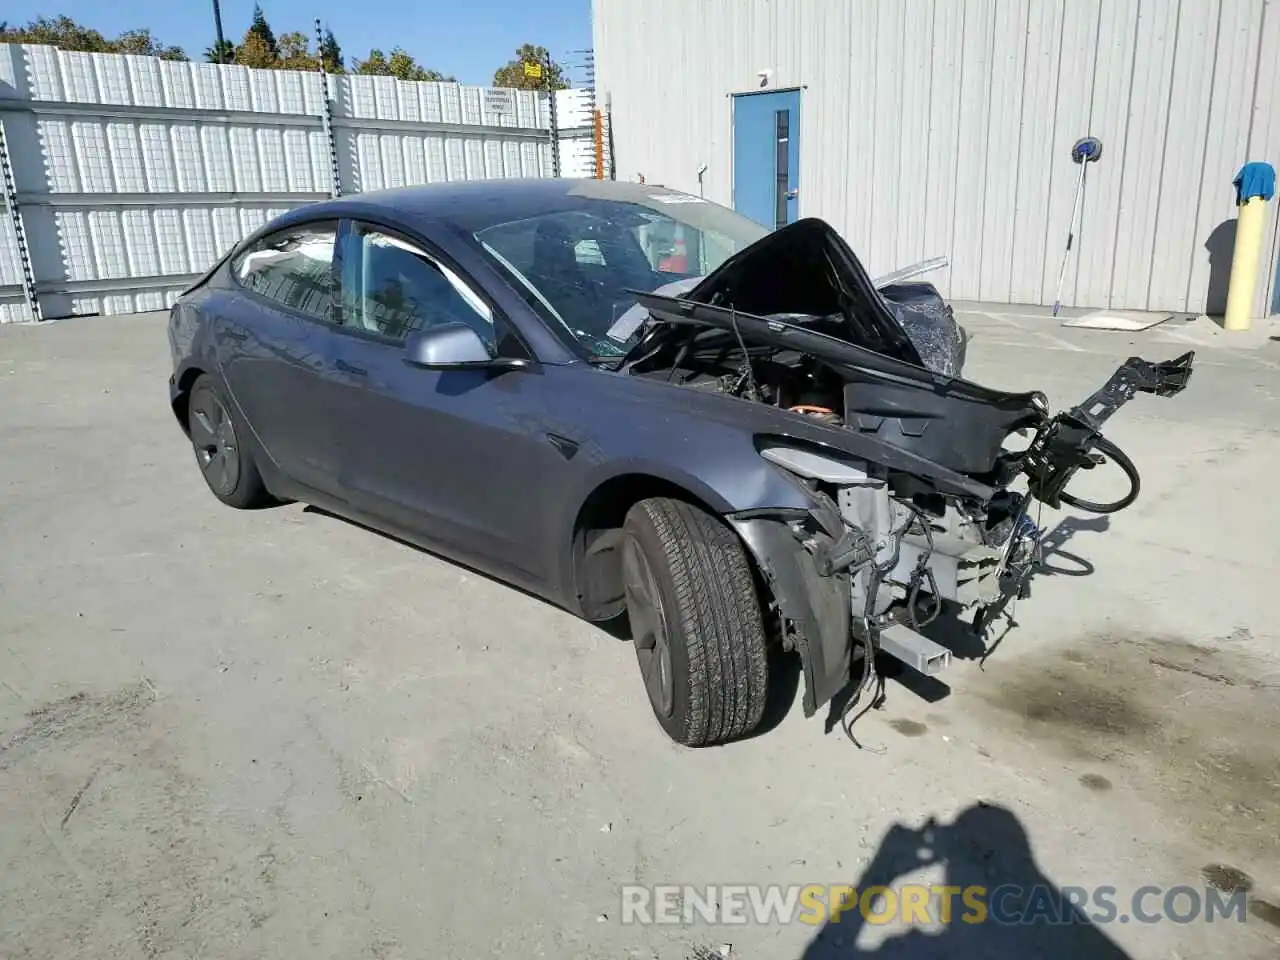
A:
0;43;566;322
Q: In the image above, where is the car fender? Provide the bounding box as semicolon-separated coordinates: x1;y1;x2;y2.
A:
536;363;858;717
726;514;853;718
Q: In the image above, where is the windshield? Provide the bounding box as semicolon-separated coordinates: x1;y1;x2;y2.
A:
473;194;768;357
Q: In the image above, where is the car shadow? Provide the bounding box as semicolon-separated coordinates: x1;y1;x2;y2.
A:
800;802;1134;959
298;503;562;612
298;502;803;741
294;502;1105;744
753;646;804;739
920;512;1112;664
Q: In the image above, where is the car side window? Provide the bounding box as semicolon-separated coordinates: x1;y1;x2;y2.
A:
338;224;495;347
231;222;338;322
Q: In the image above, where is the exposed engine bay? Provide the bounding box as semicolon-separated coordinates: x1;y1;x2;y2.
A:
618;218;1195;742
635;340;851;425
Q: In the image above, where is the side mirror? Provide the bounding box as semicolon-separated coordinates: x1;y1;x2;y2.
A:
403;323;530;371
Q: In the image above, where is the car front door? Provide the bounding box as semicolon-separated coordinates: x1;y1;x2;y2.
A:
216;220;344;496
322;219;573;590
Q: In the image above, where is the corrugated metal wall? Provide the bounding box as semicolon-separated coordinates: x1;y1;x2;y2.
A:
555;86;613;179
594;0;1280;315
0;43;557;322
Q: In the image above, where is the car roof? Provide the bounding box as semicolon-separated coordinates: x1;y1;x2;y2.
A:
281;178;701;234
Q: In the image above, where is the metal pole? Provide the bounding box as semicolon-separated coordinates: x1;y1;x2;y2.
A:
315;19;342;197
1223;163;1275;331
545;52;561;178
605;94;616;181
592;110;605;179
0;119;41;321
211;0;227;63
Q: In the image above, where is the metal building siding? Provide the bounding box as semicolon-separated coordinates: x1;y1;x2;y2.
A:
1008;0;1065;306
921;0;965;300
1187;0;1265;313
1110;0;1180;312
593;0;1280;313
1254;1;1280;311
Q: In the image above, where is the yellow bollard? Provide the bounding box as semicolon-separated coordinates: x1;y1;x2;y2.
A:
1223;161;1276;332
1223;197;1267;331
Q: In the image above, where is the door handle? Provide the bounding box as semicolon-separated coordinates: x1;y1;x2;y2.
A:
222;329;249;342
334;359;368;377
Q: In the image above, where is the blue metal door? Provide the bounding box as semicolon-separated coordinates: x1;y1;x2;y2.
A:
732;89;801;230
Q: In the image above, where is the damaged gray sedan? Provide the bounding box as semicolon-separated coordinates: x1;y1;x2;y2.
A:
168;179;1193;747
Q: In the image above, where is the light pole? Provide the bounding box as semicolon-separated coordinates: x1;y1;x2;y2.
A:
211;0;227;63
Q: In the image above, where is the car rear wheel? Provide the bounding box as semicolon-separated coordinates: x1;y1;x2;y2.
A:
622;498;769;746
187;374;271;509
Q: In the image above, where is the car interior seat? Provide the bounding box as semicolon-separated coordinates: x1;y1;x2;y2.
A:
531;219;603;330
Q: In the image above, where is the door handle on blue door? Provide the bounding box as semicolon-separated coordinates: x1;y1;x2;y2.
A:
334;359;368;376
222;329;249;342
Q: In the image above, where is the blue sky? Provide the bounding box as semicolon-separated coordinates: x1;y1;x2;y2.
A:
5;0;594;86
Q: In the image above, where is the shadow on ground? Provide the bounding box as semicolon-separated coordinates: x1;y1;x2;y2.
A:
801;803;1133;959
301;504;805;743
300;501;1122;748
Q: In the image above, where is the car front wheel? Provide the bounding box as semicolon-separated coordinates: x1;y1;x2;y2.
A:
622;497;769;746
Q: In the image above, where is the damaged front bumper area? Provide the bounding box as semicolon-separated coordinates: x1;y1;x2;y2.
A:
727;506;855;718
625;218;1195;724
726;471;1019;720
726;350;1196;723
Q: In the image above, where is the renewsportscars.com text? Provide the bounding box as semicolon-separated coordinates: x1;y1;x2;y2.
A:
619;883;1251;927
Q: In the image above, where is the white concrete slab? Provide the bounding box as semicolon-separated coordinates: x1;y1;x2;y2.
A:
1;310;1279;960
1062;309;1174;331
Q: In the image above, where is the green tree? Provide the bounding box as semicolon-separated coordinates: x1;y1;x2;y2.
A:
114;28;186;60
318;27;343;73
353;47;453;82
235;31;276;69
204;39;236;64
277;31;317;70
0;15;188;59
0;15;109;51
246;4;279;62
492;44;567;90
352;48;388;74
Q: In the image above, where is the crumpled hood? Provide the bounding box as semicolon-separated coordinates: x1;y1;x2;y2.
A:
680;217;928;367
615;217;965;377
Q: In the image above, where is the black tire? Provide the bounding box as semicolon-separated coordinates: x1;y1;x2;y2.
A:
186;374;271;509
621;497;769;746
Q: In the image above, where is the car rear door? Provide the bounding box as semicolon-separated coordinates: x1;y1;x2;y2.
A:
322;218;573;589
217;220;343;496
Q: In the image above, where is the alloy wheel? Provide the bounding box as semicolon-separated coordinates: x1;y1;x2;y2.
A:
622;534;674;717
189;388;241;498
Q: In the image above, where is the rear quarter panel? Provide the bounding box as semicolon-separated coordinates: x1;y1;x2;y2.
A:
168;286;223;404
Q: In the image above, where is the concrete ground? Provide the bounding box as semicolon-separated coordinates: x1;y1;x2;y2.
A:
1;306;1278;960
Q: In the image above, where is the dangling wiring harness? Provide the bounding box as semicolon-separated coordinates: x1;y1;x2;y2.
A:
837;350;1195;747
